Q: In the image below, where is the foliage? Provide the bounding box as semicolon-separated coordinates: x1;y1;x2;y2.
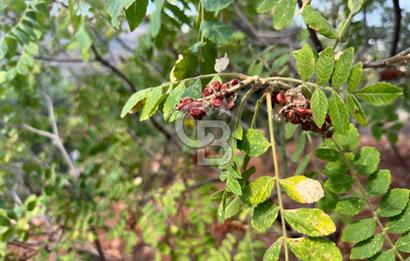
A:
1;0;409;260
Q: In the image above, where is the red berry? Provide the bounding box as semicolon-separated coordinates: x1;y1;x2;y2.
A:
230;79;239;85
275;92;287;105
212;80;221;91
176;97;193;111
190;107;206;120
220;83;228;91
211;97;223;108
295;108;311;116
202;85;212;97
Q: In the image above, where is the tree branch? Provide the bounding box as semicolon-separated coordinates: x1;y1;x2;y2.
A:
390;0;401;56
297;0;324;52
22;95;80;179
363;47;410;68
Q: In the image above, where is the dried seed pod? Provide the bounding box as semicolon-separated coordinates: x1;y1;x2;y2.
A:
176;97;193;111
190;107;206;120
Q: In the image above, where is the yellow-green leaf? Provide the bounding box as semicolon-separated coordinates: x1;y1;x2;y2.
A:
252;201;279;232
241;176;275;206
332;48;354;88
288;237;342;261
283;208;336;236
355;82;403;106
329;90;349;136
302;6;337;39
279;176;324;204
293;44;315;81
348;62;363;91
311;88;328;128
263;238;282;261
316;47;334;86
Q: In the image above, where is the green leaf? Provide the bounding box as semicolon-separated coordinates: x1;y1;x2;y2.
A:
386;203;410;234
314;148;340;162
324;174;353;194
125;0;148;31
149;0;165;37
293;44;315;81
241;176;275;206
263;238;282;261
329;90;349;136
355;82;403;106
346;93;368;126
218;196;241;222
170;54;197;82
121;88;153;117
163;82;186;121
295;154;311;176
283;208;336;236
332;47;354;88
377;188;409;217
182;79;203;99
256;0;276;13
140;87;166;121
348;62;363;91
317;189;338;212
326;124;359;151
302;6;337;39
350;234;384;259
226;175;242;195
335;197;365;216
279;176;324;204
315;47;334;86
354;146;380;175
368;250;395;261
291;132;306;162
341;218;376;244
273;0;297;30
323;159;348;176
0;38;7;60
237;128;270;157
395;232;410;253
367;169;391;196
203;0;233;13
200;21;234;45
251;201;279;232
108;0;134;28
311;88;328;128
288;237;342;261
348;0;364;14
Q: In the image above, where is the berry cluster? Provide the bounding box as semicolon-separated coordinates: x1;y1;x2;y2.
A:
176;80;239;120
273;89;333;138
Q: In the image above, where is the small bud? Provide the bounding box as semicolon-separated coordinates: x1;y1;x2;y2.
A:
230;79;239;86
220;83;228;91
202;85;212;97
275;92;287;105
212;80;221;91
190;107;206;120
211;97;223;108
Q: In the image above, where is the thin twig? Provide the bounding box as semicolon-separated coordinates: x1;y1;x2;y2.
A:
297;0;323;52
266;91;289;261
363;47;410;68
22;95;79;179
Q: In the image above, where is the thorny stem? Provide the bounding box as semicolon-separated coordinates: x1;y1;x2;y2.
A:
331;138;404;261
266;92;289;261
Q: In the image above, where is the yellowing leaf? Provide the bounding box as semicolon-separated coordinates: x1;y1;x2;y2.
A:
288;237;342;261
241;176;275;206
283;208;336;236
279;176;324;204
